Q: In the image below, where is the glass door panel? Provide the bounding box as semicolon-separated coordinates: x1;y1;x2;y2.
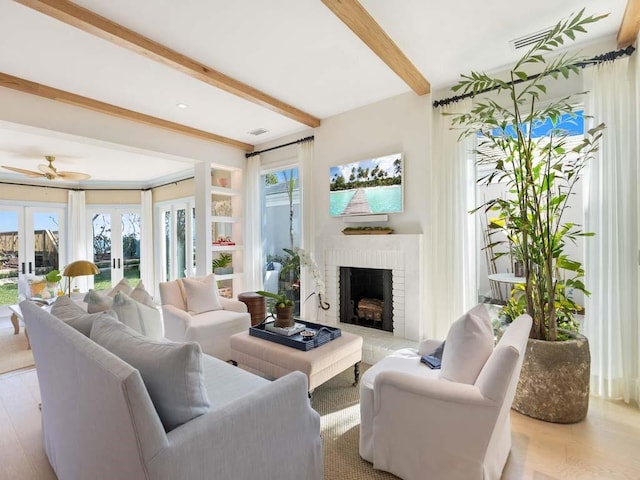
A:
0;209;19;307
32;211;60;276
92;212;113;291
121;212;141;287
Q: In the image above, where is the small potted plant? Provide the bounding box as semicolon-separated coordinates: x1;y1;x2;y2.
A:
44;269;63;298
256;290;295;328
212;252;233;275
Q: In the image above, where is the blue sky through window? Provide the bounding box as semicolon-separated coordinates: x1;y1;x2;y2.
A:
481;110;584;139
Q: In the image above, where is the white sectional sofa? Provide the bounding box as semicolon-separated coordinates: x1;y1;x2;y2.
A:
21;301;323;480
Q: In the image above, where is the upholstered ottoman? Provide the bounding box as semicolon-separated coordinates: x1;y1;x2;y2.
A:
230;330;363;392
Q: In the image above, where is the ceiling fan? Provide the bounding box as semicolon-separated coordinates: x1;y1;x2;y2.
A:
2;155;90;181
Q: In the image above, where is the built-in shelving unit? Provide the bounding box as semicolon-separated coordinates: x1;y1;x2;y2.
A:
194;162;244;299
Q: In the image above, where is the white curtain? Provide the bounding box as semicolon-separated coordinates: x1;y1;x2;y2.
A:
140;190;155;297
298;139;317;320
244;154;263;291
584;54;640;405
67;190;91;291
429;99;476;339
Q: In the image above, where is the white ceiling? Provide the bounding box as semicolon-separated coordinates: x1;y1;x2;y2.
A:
0;0;629;188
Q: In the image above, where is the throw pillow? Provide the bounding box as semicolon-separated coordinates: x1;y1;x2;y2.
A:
130;280;155;308
182;275;222;314
108;278;133;298
51;295;117;337
439;304;494;385
83;289;113;313
110;291;163;341
90;315;210;432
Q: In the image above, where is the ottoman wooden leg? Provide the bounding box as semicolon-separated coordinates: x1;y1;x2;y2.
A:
353;362;360;386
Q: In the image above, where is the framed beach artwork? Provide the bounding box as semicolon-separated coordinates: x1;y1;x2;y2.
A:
329;153;403;217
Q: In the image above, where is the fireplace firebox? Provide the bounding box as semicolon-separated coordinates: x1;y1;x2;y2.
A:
339;267;393;332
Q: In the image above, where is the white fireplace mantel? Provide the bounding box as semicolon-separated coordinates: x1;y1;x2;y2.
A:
323;234;423;341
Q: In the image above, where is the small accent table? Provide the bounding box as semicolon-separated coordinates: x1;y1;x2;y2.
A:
237;292;267;326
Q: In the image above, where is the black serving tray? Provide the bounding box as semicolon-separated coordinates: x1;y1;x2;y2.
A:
249;319;341;351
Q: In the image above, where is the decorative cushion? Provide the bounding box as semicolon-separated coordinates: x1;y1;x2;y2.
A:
110;291;163;340
182;275;222;314
84;289;113;313
51;295;117;337
107;278;133;298
130;280;155;308
90;315;210;431
440;304;494;385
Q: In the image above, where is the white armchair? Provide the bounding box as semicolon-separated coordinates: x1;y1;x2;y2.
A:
360;306;532;480
159;276;251;361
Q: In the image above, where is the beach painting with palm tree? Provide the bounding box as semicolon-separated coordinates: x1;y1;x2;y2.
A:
329;153;403;216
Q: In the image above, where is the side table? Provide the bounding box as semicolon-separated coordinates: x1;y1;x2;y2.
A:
237;292;266;326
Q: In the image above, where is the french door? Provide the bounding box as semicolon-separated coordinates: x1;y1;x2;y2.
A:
88;208;141;291
0;204;65;307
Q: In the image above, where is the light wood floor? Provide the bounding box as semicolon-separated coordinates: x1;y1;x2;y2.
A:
1;368;639;480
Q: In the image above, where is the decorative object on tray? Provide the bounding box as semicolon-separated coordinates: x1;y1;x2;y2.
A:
256;290;295;328
216;177;229;188
250;319;341;351
342;226;393;235
265;322;306;337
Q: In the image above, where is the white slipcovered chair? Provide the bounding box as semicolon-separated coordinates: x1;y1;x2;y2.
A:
359;305;532;480
159;275;251;361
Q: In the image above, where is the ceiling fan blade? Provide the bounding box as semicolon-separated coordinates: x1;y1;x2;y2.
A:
57;171;91;181
1;165;45;178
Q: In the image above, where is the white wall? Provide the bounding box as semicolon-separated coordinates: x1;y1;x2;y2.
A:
257;91;433;332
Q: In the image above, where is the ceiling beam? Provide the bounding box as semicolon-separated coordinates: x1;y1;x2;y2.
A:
14;0;321;128
618;0;640;47
0;72;254;151
321;0;430;95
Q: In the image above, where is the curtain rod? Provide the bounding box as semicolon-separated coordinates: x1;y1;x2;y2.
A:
0;177;193;192
245;135;314;158
433;45;636;108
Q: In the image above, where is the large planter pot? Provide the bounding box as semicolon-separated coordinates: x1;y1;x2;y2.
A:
274;306;295;328
512;331;590;423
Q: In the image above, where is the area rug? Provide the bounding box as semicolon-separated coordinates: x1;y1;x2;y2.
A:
313;365;398;480
0;327;34;374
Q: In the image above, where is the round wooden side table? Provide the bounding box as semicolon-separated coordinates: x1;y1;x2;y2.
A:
237;292;267;326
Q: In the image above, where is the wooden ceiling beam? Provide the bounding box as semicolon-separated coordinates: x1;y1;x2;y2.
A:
14;0;321;128
0;72;253;151
321;0;430;95
618;0;640;47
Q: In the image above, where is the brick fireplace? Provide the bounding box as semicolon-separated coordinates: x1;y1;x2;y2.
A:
323;234;424;341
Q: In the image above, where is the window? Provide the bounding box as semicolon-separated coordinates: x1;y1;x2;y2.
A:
477;110;586;303
261;167;301;314
156;199;196;282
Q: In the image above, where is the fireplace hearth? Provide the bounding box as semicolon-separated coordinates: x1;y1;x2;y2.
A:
339;267;393;332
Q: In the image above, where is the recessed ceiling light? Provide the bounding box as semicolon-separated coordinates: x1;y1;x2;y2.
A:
176;103;189;109
248;128;269;136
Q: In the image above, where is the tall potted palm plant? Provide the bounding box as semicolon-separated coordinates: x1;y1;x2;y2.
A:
450;9;606;423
